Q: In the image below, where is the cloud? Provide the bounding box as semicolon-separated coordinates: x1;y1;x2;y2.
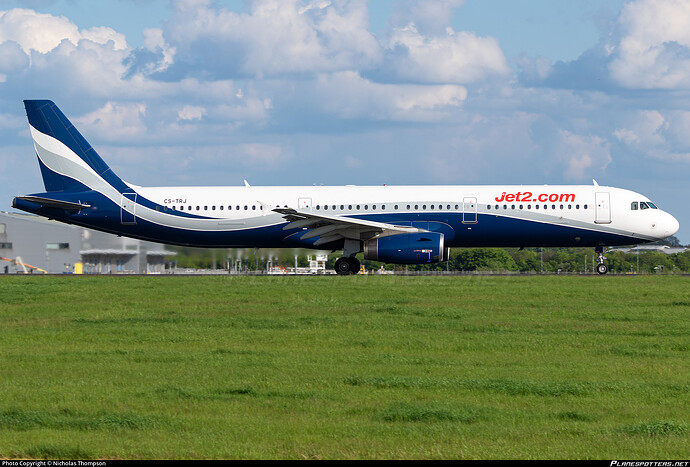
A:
522;0;690;91
608;0;690;89
311;71;467;121
558;130;611;181
613;110;690;162
0;8;126;54
177;105;205;121
162;0;380;79
373;23;510;84
389;0;465;36
76;101;148;140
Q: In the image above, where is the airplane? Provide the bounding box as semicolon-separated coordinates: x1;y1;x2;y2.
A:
12;100;680;275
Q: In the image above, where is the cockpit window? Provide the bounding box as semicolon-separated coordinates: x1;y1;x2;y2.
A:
648;202;658;209
640;202;649;210
631;202;638;210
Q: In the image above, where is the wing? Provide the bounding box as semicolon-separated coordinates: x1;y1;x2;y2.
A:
274;207;423;246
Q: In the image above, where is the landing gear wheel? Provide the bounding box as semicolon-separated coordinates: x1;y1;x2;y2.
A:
335;257;360;275
348;257;360;275
596;263;608;275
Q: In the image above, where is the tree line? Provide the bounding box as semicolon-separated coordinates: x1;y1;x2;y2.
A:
168;236;689;274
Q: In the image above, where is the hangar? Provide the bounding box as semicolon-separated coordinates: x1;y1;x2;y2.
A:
0;211;175;274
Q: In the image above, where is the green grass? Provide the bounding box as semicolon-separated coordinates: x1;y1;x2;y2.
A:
0;275;688;459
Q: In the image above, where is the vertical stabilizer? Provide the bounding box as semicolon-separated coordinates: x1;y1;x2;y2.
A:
24;100;129;194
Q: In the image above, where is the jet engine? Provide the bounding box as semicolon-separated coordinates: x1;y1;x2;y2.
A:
363;232;449;264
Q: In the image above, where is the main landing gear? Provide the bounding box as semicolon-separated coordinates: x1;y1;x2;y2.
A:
595;246;608;275
335;256;360;275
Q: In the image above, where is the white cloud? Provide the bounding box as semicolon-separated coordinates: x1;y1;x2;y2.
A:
609;0;690;89
379;23;510;84
178;105;205;121
164;0;380;78
614;110;665;148
390;0;465;36
558;130;611;181
76;102;147;140
313;71;467;121
0;8;127;54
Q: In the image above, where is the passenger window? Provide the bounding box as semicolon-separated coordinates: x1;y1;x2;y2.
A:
631;202;638;210
395;205;399;210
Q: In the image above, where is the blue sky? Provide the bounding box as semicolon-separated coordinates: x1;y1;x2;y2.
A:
0;0;688;243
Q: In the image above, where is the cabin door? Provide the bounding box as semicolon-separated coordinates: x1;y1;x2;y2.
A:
462;197;478;224
595;192;611;224
120;193;137;225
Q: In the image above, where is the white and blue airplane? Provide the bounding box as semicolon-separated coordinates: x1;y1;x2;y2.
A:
13;100;680;274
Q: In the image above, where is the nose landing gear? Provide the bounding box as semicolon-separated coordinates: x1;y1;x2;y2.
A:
595;246;608;275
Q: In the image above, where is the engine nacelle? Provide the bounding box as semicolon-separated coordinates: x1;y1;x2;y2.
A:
363;232;450;264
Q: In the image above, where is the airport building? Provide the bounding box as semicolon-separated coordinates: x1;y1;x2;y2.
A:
0;211;175;274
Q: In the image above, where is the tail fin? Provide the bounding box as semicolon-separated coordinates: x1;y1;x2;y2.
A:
24;100;129;194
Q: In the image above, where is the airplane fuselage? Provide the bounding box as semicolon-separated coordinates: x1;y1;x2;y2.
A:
15;183;678;249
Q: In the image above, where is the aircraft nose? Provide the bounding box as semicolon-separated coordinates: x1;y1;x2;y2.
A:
664;212;680;238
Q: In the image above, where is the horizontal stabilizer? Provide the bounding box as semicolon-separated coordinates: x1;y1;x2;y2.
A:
13;196;91;210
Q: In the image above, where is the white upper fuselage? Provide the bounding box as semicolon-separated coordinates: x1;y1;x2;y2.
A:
133;183;679;244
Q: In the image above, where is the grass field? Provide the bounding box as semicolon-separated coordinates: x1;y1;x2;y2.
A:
0;275;688;459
